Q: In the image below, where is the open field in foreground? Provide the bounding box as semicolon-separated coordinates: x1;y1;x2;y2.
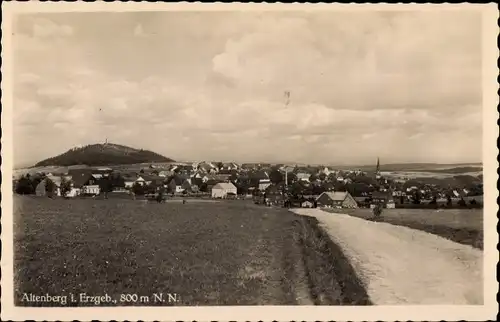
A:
292;209;483;305
13;196;369;306
324;208;483;250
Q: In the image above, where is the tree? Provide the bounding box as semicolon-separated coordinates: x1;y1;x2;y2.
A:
286;172;297;184
229;171;239;182
199;182;208;193
269;169;284;184
99;177;113;199
132;182;146;196
458;197;467;207
110;173;125;189
15;175;35;195
60;177;72;198
45;178;56;198
412;190;422;204
312;184;326;195
290;181;305;197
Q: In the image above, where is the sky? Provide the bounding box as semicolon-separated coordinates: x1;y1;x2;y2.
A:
12;9;483;167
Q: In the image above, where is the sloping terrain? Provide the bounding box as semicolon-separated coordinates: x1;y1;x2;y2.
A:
34;143;174;167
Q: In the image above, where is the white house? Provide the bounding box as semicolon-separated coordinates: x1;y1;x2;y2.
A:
321;167;331;175
301;200;314;208
83;185;100;195
258;179;272;191
296;172;311;182
211;182;237;199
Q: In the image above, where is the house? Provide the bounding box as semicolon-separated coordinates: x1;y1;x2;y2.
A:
316;191;358;209
211;182;238;199
35;178;58;197
222;162;239;171
301;200;314;208
249;170;271;191
321;167;331;175
296;172;311;182
91;168;113;178
258;179;272;191
181;178;193;192
192;171;207;180
197;162;217;174
123;174;138;188
215;174;232;182
158;170;173;177
354;196;370;208
168;175;188;194
141;174;164;187
265;184;285;202
70;170;100;196
371;191;395;209
135;175;147;186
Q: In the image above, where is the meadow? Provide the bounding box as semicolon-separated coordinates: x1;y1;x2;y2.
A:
13;196;369;306
325;208;483;249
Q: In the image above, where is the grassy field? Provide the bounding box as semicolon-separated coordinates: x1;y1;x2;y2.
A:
324;208;483;250
13;196;370;306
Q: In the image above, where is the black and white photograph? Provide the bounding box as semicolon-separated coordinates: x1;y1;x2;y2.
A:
1;2;498;321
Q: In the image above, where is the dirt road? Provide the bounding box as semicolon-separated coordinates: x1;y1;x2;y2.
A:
292;208;483;305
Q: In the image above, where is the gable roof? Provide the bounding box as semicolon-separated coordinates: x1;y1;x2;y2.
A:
249;170;269;180
46;175;62;187
72;172;94;188
318;191;350;202
141;174;163;182
213;182;237;190
169;174;188;186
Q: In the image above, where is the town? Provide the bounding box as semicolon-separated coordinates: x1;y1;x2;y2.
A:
13;158;483;209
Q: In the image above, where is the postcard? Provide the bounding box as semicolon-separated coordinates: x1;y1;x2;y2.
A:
1;2;498;321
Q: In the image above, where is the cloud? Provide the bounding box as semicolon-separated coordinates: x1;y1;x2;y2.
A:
11;11;483;166
27;17;74;38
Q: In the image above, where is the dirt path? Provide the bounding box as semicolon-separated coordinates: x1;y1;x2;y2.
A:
291;208;483;305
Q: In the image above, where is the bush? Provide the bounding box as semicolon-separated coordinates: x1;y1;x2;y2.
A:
15;176;35;195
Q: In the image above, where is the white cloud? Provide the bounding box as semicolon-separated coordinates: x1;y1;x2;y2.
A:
12;11;482;165
32;18;73;38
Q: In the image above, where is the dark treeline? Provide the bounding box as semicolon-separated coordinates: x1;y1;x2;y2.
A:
35;144;174;167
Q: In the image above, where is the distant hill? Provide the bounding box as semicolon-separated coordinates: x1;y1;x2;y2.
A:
330;162;482;172
34;143;175;167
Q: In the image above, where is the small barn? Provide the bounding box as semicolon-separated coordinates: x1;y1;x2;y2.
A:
35;178;58;197
301;200;314;208
316;191;358;209
211;182;238;199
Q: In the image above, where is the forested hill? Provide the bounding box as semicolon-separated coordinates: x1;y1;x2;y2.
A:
34;143;175;167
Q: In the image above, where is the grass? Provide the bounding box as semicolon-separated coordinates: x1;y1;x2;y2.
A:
13;195;372;306
293;216;371;305
324;208;483;250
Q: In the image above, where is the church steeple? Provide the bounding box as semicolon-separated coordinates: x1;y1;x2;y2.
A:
376;157;381;179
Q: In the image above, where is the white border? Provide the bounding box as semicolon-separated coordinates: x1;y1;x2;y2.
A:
1;2;498;321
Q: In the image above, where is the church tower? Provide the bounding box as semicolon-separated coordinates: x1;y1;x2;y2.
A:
375;157;381;179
